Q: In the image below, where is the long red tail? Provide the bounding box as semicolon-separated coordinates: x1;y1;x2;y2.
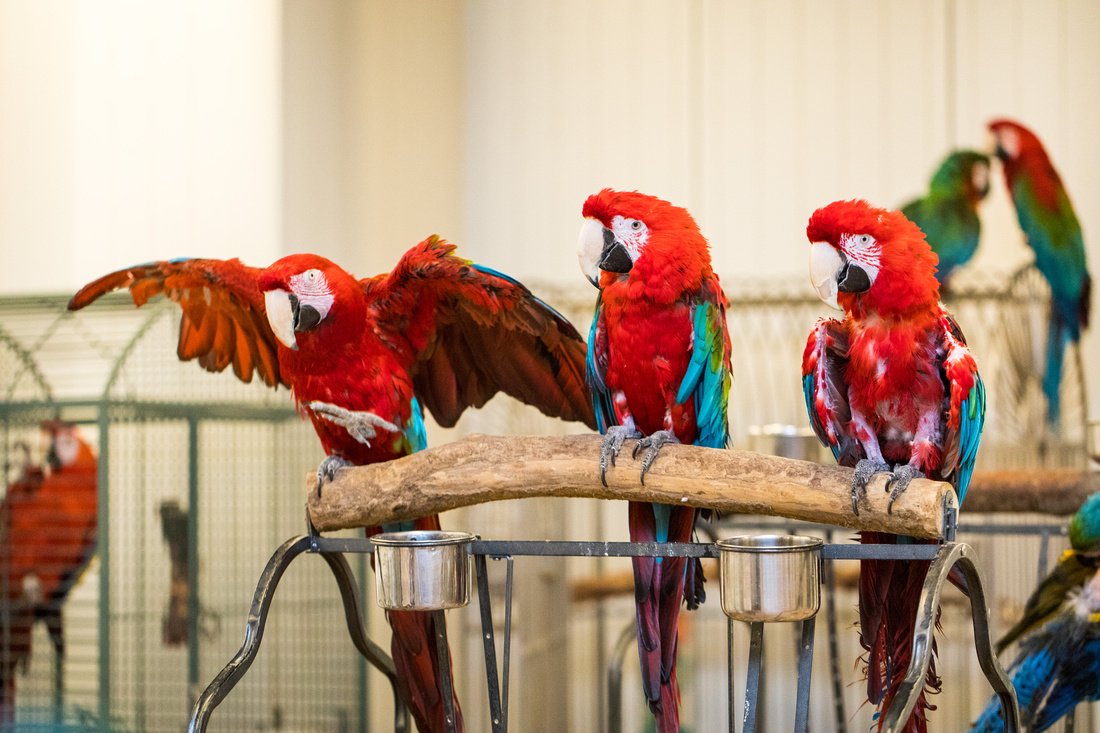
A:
374;514;463;733
630;502;698;733
859;532;941;733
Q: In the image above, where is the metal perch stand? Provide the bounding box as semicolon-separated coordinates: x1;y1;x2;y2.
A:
187;436;1023;733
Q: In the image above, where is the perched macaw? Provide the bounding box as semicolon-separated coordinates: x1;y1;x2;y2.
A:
989;119;1090;429
579;189;731;733
802;200;985;733
997;492;1100;654
900;150;991;290
70;237;597;733
974;568;1100;732
0;421;97;722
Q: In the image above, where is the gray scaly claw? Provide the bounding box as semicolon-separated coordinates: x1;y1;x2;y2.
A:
885;465;925;515
851;459;891;516
632;430;680;486
599;425;642;487
315;455;353;498
308;401;401;447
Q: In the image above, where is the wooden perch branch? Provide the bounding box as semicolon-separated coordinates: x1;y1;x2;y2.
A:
963;470;1100;515
306;434;955;538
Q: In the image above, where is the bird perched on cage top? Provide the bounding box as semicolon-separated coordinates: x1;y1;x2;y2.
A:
974;565;1100;732
579;188;732;733
900;150;991;291
996;491;1100;655
70;238;598;733
0;421;97;723
802;199;985;733
988;119;1090;430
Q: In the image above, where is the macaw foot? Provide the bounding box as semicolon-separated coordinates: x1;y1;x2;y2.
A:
632;430;680;486
885;465;925;515
315;455;353;498
308;401;400;446
599;425;643;487
851;459;891;516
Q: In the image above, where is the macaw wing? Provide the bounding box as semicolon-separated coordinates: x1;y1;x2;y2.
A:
937;312;985;503
801;318;857;466
585;294;617;434
367;236;597;430
674;280;731;449
69;259;283;388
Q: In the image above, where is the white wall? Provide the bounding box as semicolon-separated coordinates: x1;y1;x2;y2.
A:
0;1;281;294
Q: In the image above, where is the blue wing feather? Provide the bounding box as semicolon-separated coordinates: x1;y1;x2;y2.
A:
585;293;616;434
675;295;730;449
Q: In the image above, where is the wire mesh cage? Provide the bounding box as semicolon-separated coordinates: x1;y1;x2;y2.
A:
0;258;1091;733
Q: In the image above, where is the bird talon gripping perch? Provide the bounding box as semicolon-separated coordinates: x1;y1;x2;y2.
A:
632;430;680;486
885;465;925;515
598;425;642;487
850;459;891;516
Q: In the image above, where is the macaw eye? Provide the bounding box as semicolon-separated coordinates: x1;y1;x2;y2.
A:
630;220;642;231
305;269;319;281
856;235;871;245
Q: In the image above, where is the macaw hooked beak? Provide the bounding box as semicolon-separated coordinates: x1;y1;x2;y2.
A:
264;289;299;350
578;218;605;288
809;241;843;311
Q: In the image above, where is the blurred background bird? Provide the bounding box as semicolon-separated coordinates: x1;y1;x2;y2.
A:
974;563;1100;732
0;421;98;723
900;150;991;292
988;119;1091;430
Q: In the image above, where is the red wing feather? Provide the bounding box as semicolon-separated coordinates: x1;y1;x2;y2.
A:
367;236;596;430
70;259;285;388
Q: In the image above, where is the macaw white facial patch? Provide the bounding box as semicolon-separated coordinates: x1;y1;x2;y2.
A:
290;269;334;323
840;233;881;287
610;215;649;261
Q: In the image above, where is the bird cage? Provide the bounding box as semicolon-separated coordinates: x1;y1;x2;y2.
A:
0;293;375;732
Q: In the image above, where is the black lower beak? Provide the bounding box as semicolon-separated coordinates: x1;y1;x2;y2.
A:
837;262;871;293
599;242;634;274
296;304;322;332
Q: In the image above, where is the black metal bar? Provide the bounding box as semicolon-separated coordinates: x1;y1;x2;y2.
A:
434;610;457;733
744;622;764;733
727;618;735;733
608;622;636;733
823;530;847;733
502;557;514;732
317;551;409;733
794;618;816;733
475;554;504;733
188;536;312;733
879;543;1020;733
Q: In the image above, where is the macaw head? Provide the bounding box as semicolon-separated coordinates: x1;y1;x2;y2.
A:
258;254;362;351
40;419;91;472
988;119;1046;166
807;199;939;317
577;188;711;298
930;150;991;205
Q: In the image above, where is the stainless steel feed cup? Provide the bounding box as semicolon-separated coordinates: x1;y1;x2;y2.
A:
717;535;822;622
370;531;475;611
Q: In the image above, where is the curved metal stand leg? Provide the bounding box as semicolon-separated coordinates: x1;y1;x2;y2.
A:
319;551;411;733
880;543;1020;733
188;536;312;733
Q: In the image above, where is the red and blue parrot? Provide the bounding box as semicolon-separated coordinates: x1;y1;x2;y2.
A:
802;199;985;733
988;119;1090;429
69;237;597;733
974;568;1100;732
900;150;991;291
578;189;731;733
0;421;98;723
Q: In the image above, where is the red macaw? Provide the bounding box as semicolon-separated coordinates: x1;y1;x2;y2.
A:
579;189;732;733
988;119;1090;429
0;421;98;722
802;200;985;733
69;237;597;733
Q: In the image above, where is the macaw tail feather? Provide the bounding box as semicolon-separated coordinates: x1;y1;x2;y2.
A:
371;515;463;733
630;501;696;733
1043;308;1072;429
0;667;12;725
859;532;942;733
